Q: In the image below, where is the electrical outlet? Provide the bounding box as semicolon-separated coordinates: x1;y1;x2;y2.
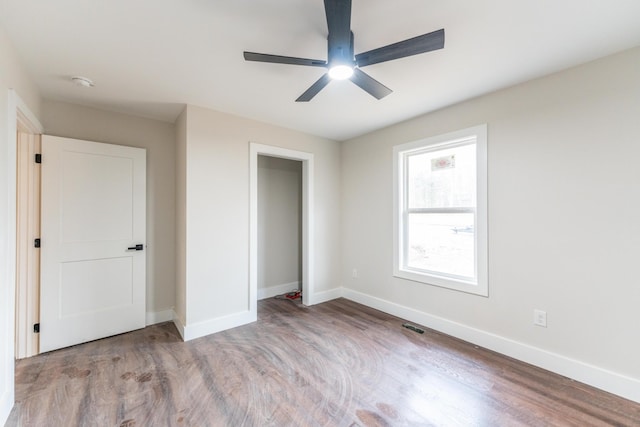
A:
534;309;547;327
352;268;358;278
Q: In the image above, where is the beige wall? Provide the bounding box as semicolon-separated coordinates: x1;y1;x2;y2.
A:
41;100;176;318
341;47;640;399
0;28;41;120
258;156;302;293
177;105;341;328
0;25;42;424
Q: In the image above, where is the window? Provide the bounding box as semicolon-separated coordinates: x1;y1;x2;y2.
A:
393;125;488;296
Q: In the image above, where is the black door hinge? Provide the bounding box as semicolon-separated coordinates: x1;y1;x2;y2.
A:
34;238;41;248
35;153;42;164
33;323;40;333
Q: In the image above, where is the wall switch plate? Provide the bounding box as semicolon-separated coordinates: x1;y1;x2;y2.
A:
534;309;547;327
352;268;358;278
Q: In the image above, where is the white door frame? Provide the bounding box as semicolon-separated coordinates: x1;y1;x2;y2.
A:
4;90;43;421
15;130;41;358
249;143;314;311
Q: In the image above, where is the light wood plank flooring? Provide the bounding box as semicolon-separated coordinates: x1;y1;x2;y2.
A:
7;298;640;426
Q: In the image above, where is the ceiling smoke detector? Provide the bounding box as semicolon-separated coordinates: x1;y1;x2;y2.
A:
71;76;94;88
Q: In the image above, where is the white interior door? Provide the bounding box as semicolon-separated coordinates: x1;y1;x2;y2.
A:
40;135;146;353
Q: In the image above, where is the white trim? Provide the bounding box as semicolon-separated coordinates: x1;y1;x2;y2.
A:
3;90;43;425
3;95;17;427
12;92;43;134
15;132;41;359
392;124;488;296
145;309;174;326
0;393;11;427
342;288;640;404
180;310;255;342
250;143;315;308
307;287;343;305
257;281;300;300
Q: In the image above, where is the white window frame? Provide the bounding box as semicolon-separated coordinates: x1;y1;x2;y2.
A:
393;124;488;296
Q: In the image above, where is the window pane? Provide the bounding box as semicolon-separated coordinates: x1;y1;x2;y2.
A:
406;213;475;279
407;144;476;209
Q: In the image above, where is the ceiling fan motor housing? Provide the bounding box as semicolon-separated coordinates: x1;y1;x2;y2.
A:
328;31;355;70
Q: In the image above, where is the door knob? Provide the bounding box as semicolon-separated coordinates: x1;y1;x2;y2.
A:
127;244;144;251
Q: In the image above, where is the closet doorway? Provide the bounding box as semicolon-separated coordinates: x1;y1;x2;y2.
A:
249;144;314;315
257;156;302;301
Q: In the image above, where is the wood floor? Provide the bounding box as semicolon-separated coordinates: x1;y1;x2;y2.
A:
7;298;640;426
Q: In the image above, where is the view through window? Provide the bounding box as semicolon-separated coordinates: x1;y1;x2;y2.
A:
406;142;476;278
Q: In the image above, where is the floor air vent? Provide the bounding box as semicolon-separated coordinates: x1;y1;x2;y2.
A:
402;323;425;334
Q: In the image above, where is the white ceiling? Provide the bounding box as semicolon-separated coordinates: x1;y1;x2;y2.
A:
1;0;639;141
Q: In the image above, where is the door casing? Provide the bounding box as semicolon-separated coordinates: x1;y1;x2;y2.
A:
249;143;314;310
15;129;41;358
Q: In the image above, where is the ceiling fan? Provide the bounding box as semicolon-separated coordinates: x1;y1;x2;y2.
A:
243;0;445;102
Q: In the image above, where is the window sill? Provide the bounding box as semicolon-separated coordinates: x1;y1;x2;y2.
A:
394;268;488;297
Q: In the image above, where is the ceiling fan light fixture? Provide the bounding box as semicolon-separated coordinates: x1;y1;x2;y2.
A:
328;64;354;80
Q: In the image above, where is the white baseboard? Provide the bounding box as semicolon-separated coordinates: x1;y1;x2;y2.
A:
172;287;340;342
146;308;174;326
1;390;13;427
308;287;343;305
258;282;300;300
342;287;640;404
172;310;185;340
178;310;257;342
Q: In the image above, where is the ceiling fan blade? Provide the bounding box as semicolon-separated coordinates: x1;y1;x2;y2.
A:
324;0;353;61
350;68;392;100
296;73;332;102
355;28;445;68
244;52;327;67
